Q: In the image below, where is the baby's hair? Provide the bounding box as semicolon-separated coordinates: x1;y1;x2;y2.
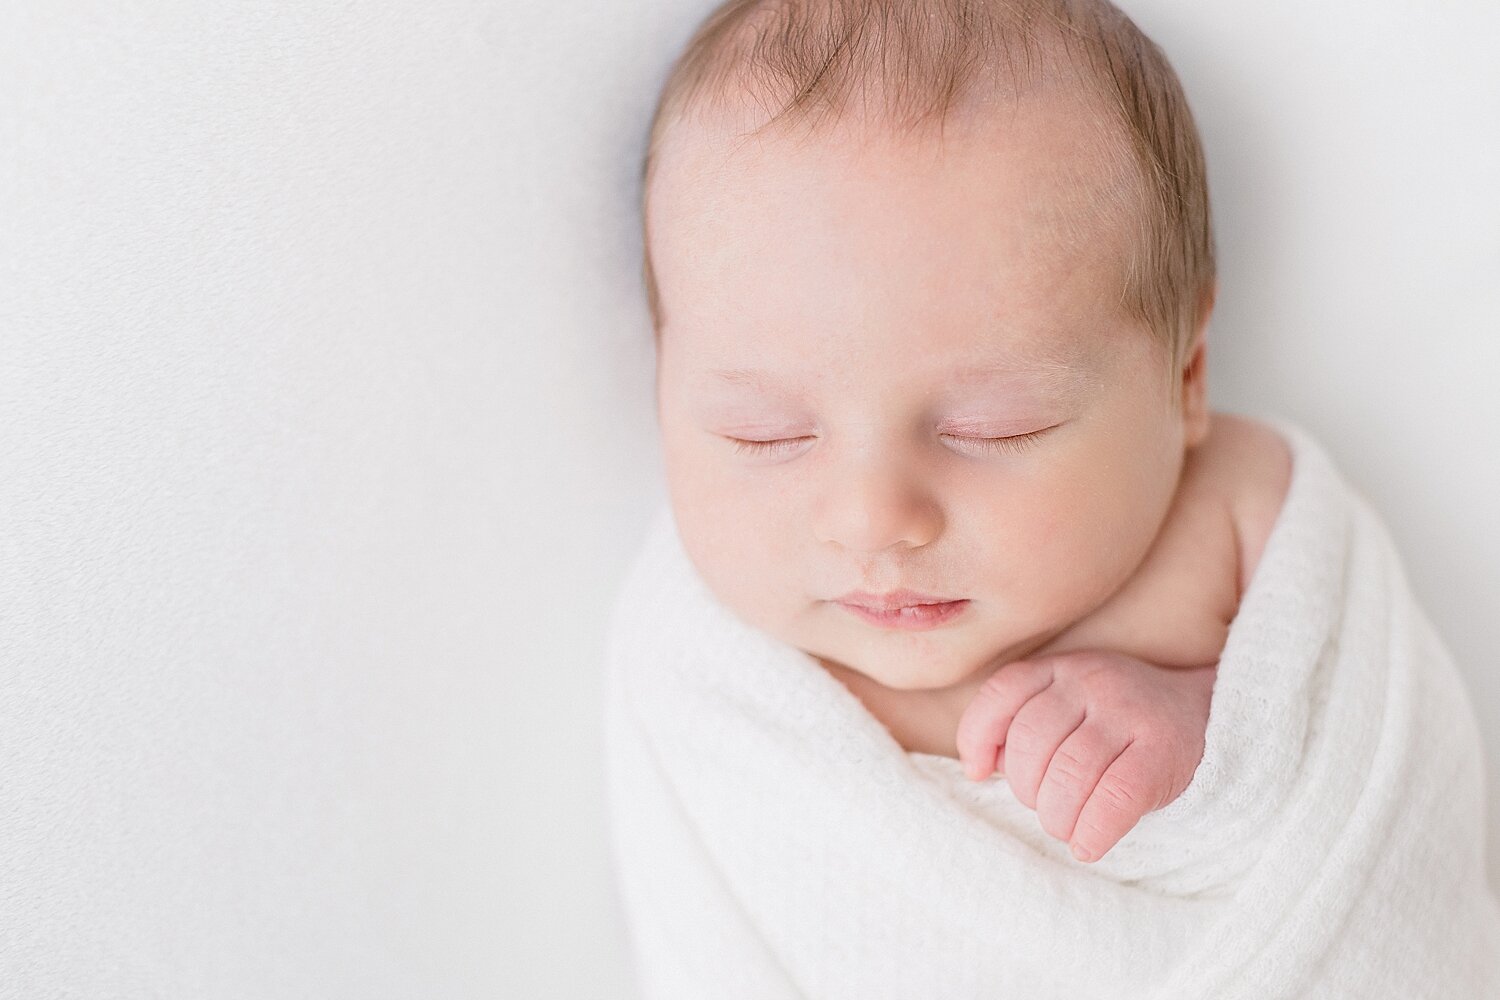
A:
641;0;1215;402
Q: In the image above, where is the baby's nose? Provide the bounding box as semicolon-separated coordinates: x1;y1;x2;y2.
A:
810;458;943;552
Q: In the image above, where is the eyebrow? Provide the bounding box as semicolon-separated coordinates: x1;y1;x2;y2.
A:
945;357;1102;395
705;354;1101;396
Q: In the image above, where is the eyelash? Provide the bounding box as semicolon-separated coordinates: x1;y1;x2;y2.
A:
726;429;1050;457
727;436;815;457
946;429;1050;454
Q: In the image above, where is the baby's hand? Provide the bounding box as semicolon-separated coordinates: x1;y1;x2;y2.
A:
954;650;1216;864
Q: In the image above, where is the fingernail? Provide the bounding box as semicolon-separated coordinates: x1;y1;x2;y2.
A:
1071;843;1091;862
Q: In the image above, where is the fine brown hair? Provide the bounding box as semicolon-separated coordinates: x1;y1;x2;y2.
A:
640;0;1216;399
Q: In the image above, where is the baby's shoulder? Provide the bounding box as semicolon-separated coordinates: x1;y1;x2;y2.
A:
1189;412;1294;598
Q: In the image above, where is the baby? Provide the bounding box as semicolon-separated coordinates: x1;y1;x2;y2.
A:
639;0;1291;863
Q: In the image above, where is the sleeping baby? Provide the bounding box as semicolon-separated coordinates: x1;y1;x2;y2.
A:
640;0;1291;866
609;2;1500;992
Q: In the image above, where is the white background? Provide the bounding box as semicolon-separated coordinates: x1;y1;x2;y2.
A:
2;2;1497;996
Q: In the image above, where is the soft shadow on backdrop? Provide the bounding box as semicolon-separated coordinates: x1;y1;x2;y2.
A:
1;2;1496;997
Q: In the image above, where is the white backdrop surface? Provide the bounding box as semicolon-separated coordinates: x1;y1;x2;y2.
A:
1;2;1496;997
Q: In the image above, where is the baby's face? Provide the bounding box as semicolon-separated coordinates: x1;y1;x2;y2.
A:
648;95;1197;693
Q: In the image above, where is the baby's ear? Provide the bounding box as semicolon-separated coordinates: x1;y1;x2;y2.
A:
1179;329;1211;449
1182;338;1206;446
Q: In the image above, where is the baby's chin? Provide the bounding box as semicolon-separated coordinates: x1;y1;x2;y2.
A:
798;604;1074;694
740;594;1049;692
807;642;1002;694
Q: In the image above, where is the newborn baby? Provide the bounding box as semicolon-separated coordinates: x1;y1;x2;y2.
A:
642;0;1291;863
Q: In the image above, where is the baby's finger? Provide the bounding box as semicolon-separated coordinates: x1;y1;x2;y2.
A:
955;660;1054;781
1067;739;1160;863
1000;685;1085;811
1034;719;1126;848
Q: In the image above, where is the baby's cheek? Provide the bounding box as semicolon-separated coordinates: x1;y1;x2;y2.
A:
997;523;1129;626
680;510;801;626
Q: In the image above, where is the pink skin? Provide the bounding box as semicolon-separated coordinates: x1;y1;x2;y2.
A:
648;88;1216;862
955;649;1216;862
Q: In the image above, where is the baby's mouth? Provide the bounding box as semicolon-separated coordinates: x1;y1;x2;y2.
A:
834;598;970;631
835;588;964;611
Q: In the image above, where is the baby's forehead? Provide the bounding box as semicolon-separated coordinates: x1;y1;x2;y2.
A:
647;117;1141;328
665;319;1119;421
649;90;1140;254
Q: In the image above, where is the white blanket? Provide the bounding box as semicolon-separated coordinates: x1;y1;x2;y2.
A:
602;414;1500;999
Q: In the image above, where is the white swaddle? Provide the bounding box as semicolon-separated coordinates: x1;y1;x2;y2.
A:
602;414;1500;999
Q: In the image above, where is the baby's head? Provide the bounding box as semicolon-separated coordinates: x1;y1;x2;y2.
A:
642;0;1216;692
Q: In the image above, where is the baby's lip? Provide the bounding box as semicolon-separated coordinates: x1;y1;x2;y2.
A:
835;588;964;611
